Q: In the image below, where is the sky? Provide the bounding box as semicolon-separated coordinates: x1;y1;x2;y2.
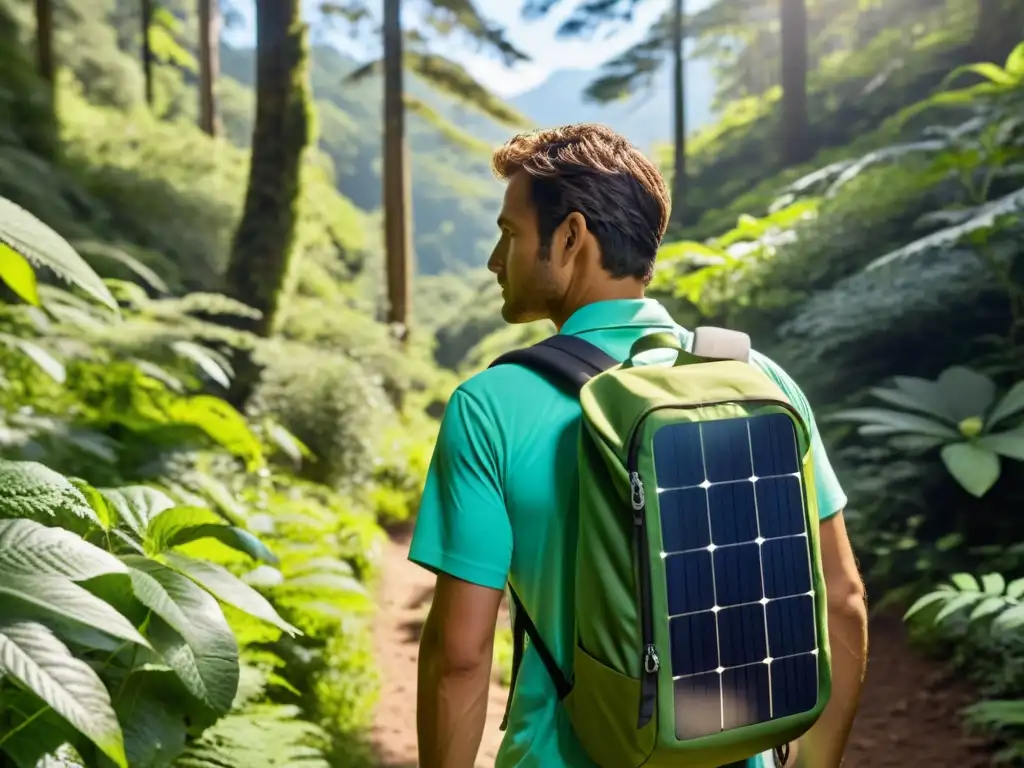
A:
429;0;672;97
223;0;700;98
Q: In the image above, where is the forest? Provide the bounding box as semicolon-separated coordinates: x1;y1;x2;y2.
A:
0;0;1023;765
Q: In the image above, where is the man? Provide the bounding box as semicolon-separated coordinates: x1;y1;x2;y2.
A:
410;124;867;768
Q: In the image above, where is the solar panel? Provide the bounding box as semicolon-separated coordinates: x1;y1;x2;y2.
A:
652;413;818;740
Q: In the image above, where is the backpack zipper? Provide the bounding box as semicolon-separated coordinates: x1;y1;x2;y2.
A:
623;398;807;731
628;466;659;729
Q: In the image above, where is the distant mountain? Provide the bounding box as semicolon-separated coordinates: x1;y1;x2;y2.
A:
219;44;719;275
509;57;718;156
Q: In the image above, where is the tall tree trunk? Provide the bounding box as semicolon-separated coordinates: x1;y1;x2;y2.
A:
222;0;311;407
780;0;810;165
34;0;54;83
140;0;154;106
382;0;413;345
669;0;686;231
198;0;220;136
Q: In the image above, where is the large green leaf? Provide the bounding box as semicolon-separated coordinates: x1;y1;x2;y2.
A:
123;556;239;714
144;506;226;554
0;460;99;528
0;196;118;313
99;670;188;768
97;486;176;540
876;369;997;425
986;382;1024;430
978;427;1024;461
0;620;126;767
0;572;149;648
0;519;127;580
940;443;1001;498
827;408;960;439
1005;41;1024;77
0;245;41;305
866;386;958;425
162;552;299;636
67;479;114;531
936;367;996;421
145;506;278;564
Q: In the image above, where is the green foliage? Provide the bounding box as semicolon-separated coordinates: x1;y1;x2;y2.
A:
906;572;1024;630
894;41;1024;128
0;189;404;766
650;0;991;225
652;199;820;322
829;367;1024;497
0;463;297;767
905;571;1024;762
0;196;118;314
250;345;392;489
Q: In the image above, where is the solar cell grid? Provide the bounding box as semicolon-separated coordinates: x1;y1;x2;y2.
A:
652;413;819;739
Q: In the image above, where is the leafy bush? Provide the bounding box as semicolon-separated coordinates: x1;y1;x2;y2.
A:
829;366;1024;497
250;346;392;490
0;466;295;767
0;196;391;766
905;572;1024;763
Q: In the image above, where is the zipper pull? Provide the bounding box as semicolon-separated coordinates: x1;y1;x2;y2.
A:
630;471;645;515
643;644;660;674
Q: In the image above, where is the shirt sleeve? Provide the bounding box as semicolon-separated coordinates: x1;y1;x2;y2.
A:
408;388;513;591
753;353;848;520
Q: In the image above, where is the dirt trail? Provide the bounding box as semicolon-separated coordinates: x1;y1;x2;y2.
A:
370;527;509;768
371;529;995;767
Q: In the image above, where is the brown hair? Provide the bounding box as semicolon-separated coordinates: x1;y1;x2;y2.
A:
491;123;671;281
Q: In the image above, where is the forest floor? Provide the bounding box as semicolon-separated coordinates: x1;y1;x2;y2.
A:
370;527;996;768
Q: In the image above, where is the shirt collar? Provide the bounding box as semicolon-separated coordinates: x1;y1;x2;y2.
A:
560;298;676;336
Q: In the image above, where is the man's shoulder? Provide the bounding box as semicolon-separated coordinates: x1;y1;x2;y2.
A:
448;356;571;430
458;358;556;401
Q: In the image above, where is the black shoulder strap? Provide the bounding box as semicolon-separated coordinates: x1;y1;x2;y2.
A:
489;334;619;392
491;335;617;731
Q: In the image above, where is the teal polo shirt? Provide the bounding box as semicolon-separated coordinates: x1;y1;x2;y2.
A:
410;298;847;768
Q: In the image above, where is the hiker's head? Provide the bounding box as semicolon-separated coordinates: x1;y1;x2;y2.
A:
488;123;670;327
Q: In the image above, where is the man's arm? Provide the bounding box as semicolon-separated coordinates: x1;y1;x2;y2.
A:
417;572;504;768
793;511;868;768
407;386;512;767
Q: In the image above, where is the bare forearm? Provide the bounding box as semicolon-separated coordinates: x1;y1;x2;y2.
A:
417;641;493;768
796;597;869;768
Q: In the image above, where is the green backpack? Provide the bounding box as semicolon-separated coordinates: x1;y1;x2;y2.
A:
491;328;831;768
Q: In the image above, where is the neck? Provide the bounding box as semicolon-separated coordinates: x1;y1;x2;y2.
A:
550;280;645;331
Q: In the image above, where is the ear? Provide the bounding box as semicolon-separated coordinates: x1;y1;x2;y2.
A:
558;212;588;266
